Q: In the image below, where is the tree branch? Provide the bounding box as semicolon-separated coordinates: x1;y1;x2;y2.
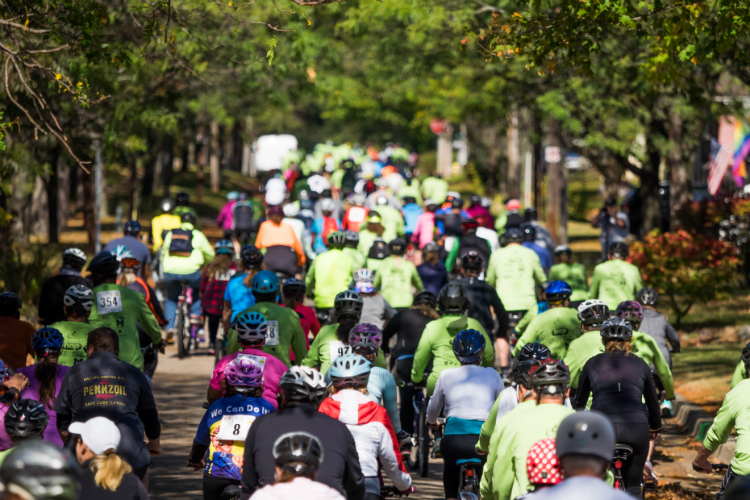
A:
0;18;51;34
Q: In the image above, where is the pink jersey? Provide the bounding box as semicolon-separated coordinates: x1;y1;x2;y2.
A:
17;364;69;447
411;211;436;249
216;201;237;231
210;348;286;409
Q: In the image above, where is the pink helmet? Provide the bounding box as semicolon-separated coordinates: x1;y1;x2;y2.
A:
615;300;643;324
225;357;264;389
348;323;383;355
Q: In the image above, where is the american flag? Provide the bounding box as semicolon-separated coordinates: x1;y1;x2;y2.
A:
708;137;733;196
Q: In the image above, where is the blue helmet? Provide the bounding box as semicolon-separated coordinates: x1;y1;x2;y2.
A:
330;353;371;389
123;220;141;236
452;329;486;364
214;239;234;256
545;280;573;303
234;311;269;346
252;270;280;294
32;327;64;355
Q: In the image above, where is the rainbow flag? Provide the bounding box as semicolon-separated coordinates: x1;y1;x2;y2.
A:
732;119;750;187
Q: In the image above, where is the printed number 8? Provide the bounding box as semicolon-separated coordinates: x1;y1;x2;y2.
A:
233;424;241;435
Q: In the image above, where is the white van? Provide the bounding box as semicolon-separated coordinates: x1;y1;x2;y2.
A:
253;134;298;172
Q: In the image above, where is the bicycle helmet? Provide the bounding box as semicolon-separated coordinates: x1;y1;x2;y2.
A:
61;248;86;268
283;203;300;218
330;353;371;389
517;341;552;363
504;227;524;244
438;282;470;316
366;211;382;224
353;269;375;283
214;239;235;256
529;360;570;394
545;281;572;303
600;317;633;342
510;360;539;389
320;198;336;213
402;196;417;205
273;432;324;477
555;411;615;462
742;342;750;367
413;290;438;308
63;285;94;313
224;357;264;390
375;195;389;207
470;193;482;205
5;399;49;439
252;270;280;294
0;440;80;500
267;205;284;217
0;292;22;315
554;245;572;257
423;242;440;254
327;231;347;249
450;197;464;209
279;366;329;404
123;220;141;237
180;211;197;224
348;323;383;356
282;278;306;298
637;286;659;306
608;241;629;259
240;245;264;268
424;199;438;210
160;197;175;212
119;256;141;271
110;245;134;262
227;191;239;201
388;238;407;256
31;327;64;356
234;312;269;347
526;438;562;486
452;329;486;364
577;299;609;327
333;290;363;318
615;300;643;326
86;251;120;278
460;251;484;272
175;191;190;205
344;230;359;246
520;223;537;242
524;207;539;221
461;218;480;232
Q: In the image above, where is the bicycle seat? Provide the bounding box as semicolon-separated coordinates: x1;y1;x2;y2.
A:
456;458;482;465
614;444;633;459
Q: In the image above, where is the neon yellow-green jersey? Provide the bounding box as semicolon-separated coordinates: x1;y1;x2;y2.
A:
704;379;750;475
47;321;95;367
486;245;546;311
588;259;643;310
549;263;589;301
512;307;582;360
373;257;424;308
302;323;386;376
305;249;354;309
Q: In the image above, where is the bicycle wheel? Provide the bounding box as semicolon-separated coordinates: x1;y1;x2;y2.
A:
406;391;422;471
175;304;187;359
418;396;430;478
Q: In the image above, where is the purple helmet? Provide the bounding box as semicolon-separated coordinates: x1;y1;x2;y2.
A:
348;323;383;355
224;357;264;390
615;300;643;324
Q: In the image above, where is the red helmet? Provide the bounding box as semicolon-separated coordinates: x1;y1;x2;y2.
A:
526;438;562;486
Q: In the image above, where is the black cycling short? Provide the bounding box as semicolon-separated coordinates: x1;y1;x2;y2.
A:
223;230;233;240
440;434;484;499
203;475;240;500
613;422;649;497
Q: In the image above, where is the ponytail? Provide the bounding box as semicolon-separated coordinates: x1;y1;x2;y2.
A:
90;449;132;491
34;355;60;410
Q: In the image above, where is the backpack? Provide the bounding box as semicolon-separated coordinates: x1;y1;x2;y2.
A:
320;217;339;245
233;202;255;231
341;170;357;193
368;239;390;260
168;228;194;256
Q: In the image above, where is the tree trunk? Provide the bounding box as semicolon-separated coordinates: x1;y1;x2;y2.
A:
162;134;175;197
668;109;688;230
507;109;521;199
45;146;61;243
545;118;565;245
210;120;220;194
82;167;96;254
532;113;544;215
642;124;663;234
196;126;208;202
128;158;137;219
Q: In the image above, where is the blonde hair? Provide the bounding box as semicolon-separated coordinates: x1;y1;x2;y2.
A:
605;340;633;355
208;254;233;278
116;272;137;287
90;450;132;491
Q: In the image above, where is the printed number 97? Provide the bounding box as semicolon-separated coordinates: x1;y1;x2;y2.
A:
233;424;241;436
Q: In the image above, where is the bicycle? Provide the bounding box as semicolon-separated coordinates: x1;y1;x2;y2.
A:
456;458;482;499
174;282;204;359
611;444;638;492
214;323;227;366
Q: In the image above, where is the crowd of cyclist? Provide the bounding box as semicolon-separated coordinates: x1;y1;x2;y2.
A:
1;150;750;500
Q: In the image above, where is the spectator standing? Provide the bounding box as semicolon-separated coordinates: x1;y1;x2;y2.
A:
38;248;93;326
0;292;35;370
591;198;630;262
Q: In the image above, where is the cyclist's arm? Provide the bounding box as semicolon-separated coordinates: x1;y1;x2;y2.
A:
290;230;306;266
563;349;581;389
410;324;433;383
588;268;601;299
514;309;534;335
410;264;424;293
578;264;590;291
480;326;495;368
304;259;316;294
290;316;307;366
381;373;402;434
730;360;745;389
160;232;172;271
226;329;240;355
302;330;323;368
532;255;546;284
373;270;382;292
375;415;411;490
381;314;400;353
194;231;215;264
486;254;498;288
425;373;444;425
646;336;675;399
632;267;644;295
703;392;736;452
665;322;680;353
573;362;593;409
512;318;539;356
643;368;662;431
485;429;515;500
136;294;162;345
476;394;501;453
445;242;460;273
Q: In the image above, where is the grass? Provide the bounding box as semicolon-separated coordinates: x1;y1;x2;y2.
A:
672;344;740;414
678;289;750;330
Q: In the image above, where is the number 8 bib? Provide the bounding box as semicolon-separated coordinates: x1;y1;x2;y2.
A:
216;414;256;441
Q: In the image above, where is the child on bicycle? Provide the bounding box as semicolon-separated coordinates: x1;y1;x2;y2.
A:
201;240;237;355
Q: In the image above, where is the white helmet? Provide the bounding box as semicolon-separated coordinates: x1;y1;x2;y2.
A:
320;198;336;212
283;203;300;217
577;299;610;326
353;268;375;282
279;366;328;403
62;248;86;264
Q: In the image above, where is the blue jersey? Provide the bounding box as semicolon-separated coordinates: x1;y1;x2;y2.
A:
402;204;423;234
522;241;552;272
194;393;275;480
224;274;256;321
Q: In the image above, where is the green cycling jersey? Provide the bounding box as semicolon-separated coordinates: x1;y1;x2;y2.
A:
302;323;387;375
549;263;589;302
373;256;424;308
512;307;582;360
704;379;750;475
588;259;643;310
47;321;95;367
731;360;746;389
342;247;367;272
421;177;449;205
305;249;354;309
486;245;546;312
563;330;603;389
410;314;494;395
513;305;539;334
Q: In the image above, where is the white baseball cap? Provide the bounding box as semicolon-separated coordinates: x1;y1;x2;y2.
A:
69;417;121;455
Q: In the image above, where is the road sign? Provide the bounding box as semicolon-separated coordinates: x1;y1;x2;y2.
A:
544;146;561;163
430;119;450;135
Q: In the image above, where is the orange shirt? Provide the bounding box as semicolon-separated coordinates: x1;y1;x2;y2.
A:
255;220;306;266
0;317;36;370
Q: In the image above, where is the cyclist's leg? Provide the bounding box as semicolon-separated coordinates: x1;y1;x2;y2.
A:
163;273;183;330
363;477;381;500
186;271;203;318
202;475;239;500
396;358;416;435
206;313;222;345
440;433;484;499
613;422;650;497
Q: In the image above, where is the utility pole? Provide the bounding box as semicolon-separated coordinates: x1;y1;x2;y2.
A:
92;137;103;253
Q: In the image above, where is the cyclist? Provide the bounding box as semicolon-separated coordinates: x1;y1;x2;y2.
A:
283;203;315;262
523;208;555;252
444;219;492;275
513;281;581;360
173;191;201;228
520;224;552;275
549;245;589;305
357;211;387;259
411;283;494;395
306;232;354;318
588;242;643;309
486;227;546;373
161;211;215;336
37;247;93;326
373;238;424;310
435;197;468;253
372;196;405;242
233;193;257;247
466;193;494;230
564;300;610;390
209;312;287;409
86;252;163;371
151;197;181;251
226;271;306;368
255;206;305;278
516;438;563;498
319;354;412;500
201;240;237;354
427;329;502;500
480;361;575;500
731;342;750;389
117;255;167;327
365;237;389;274
0;399;49;465
455;251;508;344
421;174;449;205
0;441;80;500
342;194;369;232
223;245;264;336
354;271;396;331
417;241;449;297
217;191;239;240
574;318;661;498
281;278;320;350
342;230;367;271
103;220;151;279
240;366;366;500
401;196;423;243
248;432;345;500
411;199;439;252
190;357;275;500
304;291;387;375
637;286;680;369
0;292;39;370
310;198;341;254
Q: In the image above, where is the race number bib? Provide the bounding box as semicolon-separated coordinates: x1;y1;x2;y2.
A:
216;414;256;441
330;341;351;362
265;320;280;346
237;353;267;372
96;291;123;314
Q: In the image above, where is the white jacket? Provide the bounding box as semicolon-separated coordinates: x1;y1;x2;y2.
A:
249;477;345;500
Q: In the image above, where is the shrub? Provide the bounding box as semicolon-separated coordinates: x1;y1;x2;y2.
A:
630;230;739;325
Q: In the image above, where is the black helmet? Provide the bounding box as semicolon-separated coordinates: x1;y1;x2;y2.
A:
460;251;484;272
273;432;324;477
279;367;328;404
334;290;363;318
344;230;359;247
554;245;572;257
741;342;750;367
470;193;482;205
451;197;464;209
61;248;87;269
600;317;633;342
609;241;629;258
510;360;539;389
123;220;141;237
327;231;347;249
388;238;407;256
524;207;538;221
368;238;389;260
5;399;49;438
530;360;570;394
86;252;120;279
504;227;524;244
240;245;264;269
160;197;175;212
637;287;659;306
577;300;610;327
0;292;22;316
63;285;94;314
438;282;470;315
180;212;197;224
413;291;438;308
0;440;80;500
175;191;190;205
555;411;615;462
423;242;439;254
517;342;551;363
282;278;306;297
520;223;536;242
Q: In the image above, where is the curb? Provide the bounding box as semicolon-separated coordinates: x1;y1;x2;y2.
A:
673;393;736;463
